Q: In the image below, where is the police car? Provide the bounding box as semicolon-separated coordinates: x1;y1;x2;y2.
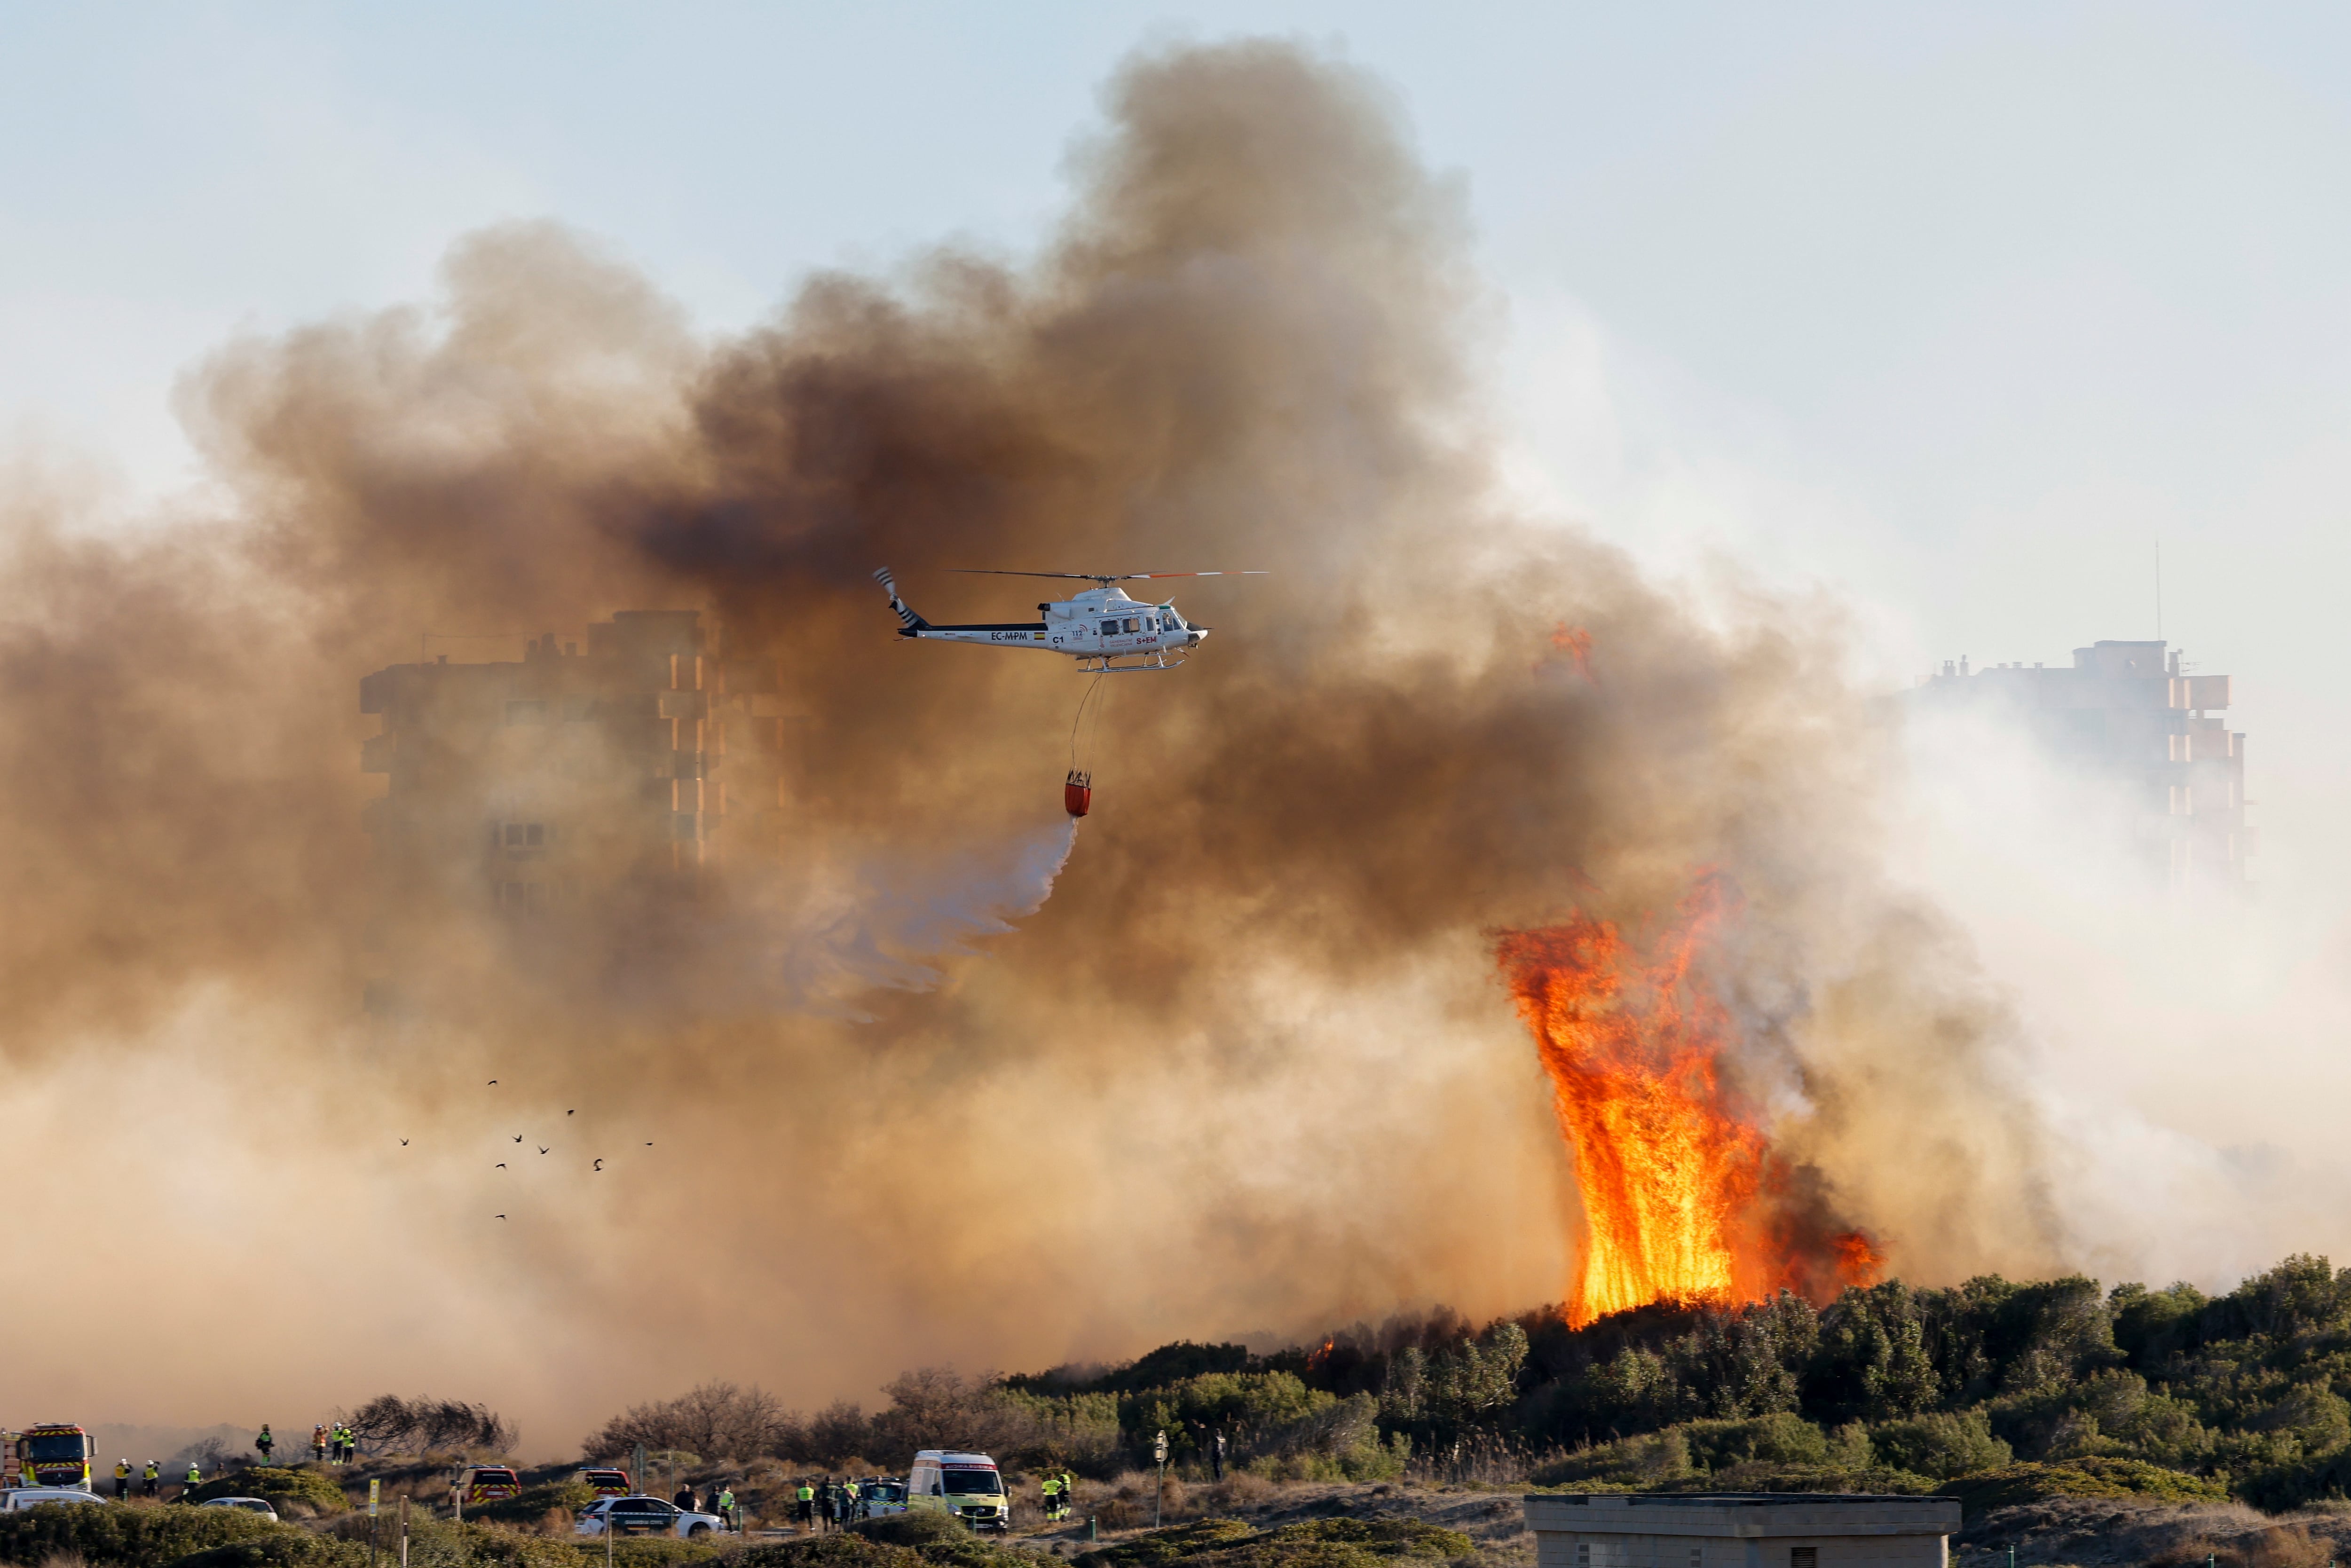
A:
574;1495;726;1538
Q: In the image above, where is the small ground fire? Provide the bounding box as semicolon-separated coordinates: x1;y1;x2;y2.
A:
1498;882;1880;1326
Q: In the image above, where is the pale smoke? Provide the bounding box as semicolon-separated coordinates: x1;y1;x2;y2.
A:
0;39;2076;1450
765;818;1082;1018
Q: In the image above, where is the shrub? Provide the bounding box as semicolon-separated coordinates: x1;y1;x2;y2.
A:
1869;1410;2013;1480
742;1520;1031;1568
0;1504;285;1568
323;1514;581;1568
1078;1516;1473;1568
1939;1458;2230;1519
735;1539;926;1568
845;1515;971;1552
593;1541;729;1568
161;1534;366;1568
1680;1415;1827;1471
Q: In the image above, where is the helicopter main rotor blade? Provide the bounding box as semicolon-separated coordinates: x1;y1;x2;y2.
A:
948;568;1268;581
951;569;1127;581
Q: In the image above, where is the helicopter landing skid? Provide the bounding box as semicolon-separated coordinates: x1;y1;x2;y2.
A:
1080;650;1190;674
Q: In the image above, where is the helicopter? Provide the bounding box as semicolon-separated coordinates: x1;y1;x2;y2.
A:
871;567;1261;673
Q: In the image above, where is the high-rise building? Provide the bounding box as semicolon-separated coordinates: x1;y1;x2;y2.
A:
357;611;787;1006
1916;639;2250;897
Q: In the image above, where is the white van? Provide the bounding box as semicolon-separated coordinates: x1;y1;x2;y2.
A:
905;1450;1007;1532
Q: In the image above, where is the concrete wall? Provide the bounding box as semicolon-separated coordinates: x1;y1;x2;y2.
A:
1526;1496;1961;1568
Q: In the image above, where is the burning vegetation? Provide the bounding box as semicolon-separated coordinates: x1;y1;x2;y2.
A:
1498;881;1881;1326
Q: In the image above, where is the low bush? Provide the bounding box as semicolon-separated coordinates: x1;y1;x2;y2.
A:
0;1503;285;1568
1656;1463;1936;1496
586;1540;729;1568
1869;1411;2013;1481
734;1539;926;1568
161;1534;366;1568
844;1515;970;1552
186;1471;348;1517
322;1513;581;1568
1940;1458;2231;1519
1079;1516;1473;1568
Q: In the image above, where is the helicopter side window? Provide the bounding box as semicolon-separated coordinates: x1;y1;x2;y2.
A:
1123;618;1140;633
1100;619;1120;635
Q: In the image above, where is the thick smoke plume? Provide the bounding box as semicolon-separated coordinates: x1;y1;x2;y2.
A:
0;41;2053;1448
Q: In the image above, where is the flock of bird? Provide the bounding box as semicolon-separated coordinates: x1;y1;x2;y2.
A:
399;1080;655;1221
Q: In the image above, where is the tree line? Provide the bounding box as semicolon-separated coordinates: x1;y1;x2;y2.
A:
577;1253;2351;1507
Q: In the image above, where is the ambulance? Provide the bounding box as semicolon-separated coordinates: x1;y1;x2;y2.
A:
905;1451;1007;1532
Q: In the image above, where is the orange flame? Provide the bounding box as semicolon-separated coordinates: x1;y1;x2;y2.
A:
1497;882;1879;1326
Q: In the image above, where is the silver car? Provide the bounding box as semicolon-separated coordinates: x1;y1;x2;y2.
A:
198;1498;281;1522
1;1489;109;1512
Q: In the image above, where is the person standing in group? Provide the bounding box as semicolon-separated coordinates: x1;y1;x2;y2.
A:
113;1460;130;1500
795;1479;814;1532
673;1481;696;1513
312;1426;327;1465
185;1461;203;1494
255;1426;273;1465
716;1485;735;1531
142;1461;159;1499
1211;1433;1226;1481
1039;1473;1061;1521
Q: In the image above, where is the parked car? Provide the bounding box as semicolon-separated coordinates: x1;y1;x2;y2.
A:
198;1498;280;1522
574;1495;724;1538
573;1468;631;1498
1;1489;108;1512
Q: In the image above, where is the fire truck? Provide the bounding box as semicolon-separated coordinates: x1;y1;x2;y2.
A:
4;1425;95;1490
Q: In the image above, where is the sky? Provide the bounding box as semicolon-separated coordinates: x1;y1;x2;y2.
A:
5;0;2351;1424
7;5;2348;722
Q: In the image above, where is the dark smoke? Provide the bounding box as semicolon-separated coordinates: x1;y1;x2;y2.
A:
0;39;2055;1449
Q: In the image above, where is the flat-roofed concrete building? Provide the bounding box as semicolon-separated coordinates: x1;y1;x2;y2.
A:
1914;638;2249;899
355;609;791;1012
1526;1494;1961;1568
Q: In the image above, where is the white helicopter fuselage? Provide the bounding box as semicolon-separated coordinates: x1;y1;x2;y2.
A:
879;575;1206;669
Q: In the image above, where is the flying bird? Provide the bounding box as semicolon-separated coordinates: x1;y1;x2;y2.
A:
399;1139;408;1147
495;1163;506;1169
538;1146;549;1154
495;1214;505;1220
593;1159;604;1171
645;1143;653;1147
567;1109;575;1116
513;1135;523;1143
488;1080;497;1085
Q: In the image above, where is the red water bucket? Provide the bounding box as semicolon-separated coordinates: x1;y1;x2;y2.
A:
1064;770;1093;818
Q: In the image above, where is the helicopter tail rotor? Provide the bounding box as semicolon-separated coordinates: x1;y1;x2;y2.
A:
871;567;930;633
